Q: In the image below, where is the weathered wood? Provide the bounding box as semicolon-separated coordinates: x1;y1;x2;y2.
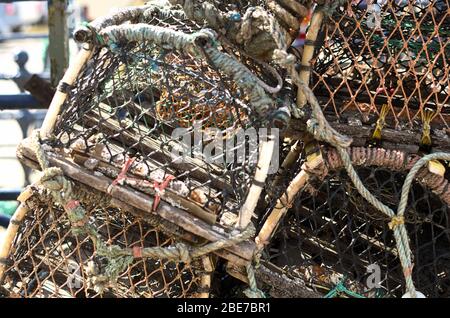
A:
80;105;234;194
256;262;322;298
196;256;214;298
40;44;93;139
297;11;324;107
285;118;450;153
109;197;201;244
256;155;323;250
237;137;275;229
72;152;218;225
0;186;34;281
17;138;256;263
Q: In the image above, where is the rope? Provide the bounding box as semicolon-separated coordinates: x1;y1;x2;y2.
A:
99;24;275;118
336;147;415;296
324;277;366;298
202;44;274;116
272;49;352;148
100;24;210;57
243;263;266;298
220;35;283;94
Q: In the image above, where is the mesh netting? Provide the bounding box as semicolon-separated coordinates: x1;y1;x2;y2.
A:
1;5;280;298
263;146;450;298
0;189;208;298
313;0;449;128
2;1;450;299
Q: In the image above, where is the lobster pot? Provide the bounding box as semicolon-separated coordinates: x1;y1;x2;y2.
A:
1;7;280;298
0;188;211;298
52;15;275;222
262;146;450;298
313;0;449;130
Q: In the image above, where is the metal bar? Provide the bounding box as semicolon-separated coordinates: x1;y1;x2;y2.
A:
0;94;45;110
47;0;69;87
0;189;21;201
0;110;47;120
0;33;48;42
0;0;42;2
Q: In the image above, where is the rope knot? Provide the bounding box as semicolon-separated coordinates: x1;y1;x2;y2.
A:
173;242;192;264
272;49;296;67
388;216;405;230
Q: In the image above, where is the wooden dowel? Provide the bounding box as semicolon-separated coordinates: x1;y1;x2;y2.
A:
40;44;94;140
196;256;214;298
237;136;275;229
297;11;324;107
269;140;302;191
255;155;323;249
0;186;34;281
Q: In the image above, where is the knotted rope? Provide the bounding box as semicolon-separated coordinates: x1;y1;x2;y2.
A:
98;24;275;118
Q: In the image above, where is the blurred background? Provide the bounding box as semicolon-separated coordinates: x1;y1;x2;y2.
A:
0;0;146;240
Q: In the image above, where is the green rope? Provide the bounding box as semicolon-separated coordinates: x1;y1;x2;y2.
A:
324;277;366;299
243;263;266;298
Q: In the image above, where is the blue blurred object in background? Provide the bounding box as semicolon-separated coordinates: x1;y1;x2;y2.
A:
0;212;11;228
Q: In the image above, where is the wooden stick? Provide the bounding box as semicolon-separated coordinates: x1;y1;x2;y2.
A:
280;140;302;171
40;44;94;140
284;117;450;154
297;11;324;107
226;260;323;298
196;255;214;298
109;197;200;244
255;155;323;249
269;140;303;192
256;261;322;298
237;136;275;229
72;152;218;225
0;186;34;281
81;106;234;193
